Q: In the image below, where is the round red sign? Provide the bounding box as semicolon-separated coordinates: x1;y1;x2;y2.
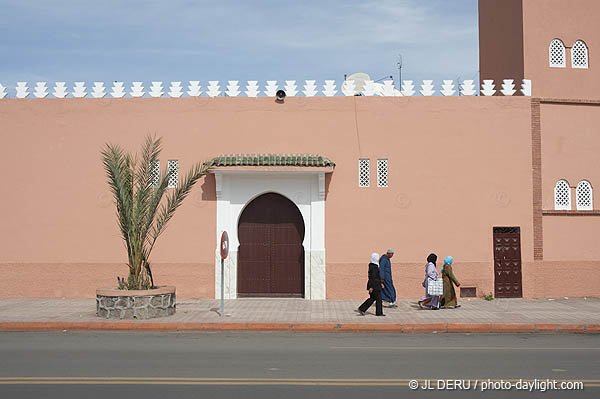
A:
220;231;229;259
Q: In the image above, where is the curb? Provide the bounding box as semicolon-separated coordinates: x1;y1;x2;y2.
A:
1;322;599;333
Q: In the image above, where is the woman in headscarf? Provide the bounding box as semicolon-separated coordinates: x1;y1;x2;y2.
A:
357;253;385;316
418;253;440;310
440;256;461;309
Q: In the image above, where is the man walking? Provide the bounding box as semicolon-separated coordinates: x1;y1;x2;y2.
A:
357;253;385;316
380;249;397;308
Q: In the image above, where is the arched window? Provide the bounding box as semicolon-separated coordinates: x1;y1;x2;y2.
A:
576;180;593;210
554;180;571;210
571;40;589;69
549;39;566;67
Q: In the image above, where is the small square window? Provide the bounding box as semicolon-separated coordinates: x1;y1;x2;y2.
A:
167;160;178;188
149;160;160;187
377;159;388;188
358;159;370;187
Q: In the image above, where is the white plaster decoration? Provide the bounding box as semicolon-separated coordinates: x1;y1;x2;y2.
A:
362;80;376;96
16;82;29;98
481;80;496;96
554;179;571;210
264;80;278;97
0;84;7;99
401;80;415;96
341;80;356;96
33;82;48;98
206;81;221;97
302;80;318;97
225;80;240;97
71;82;87;98
214;172;327;299
149;82;164;98
500;79;516;96
187;81;202;97
318;172;325;200
91;82;106;98
571;40;589;69
110;82;126;98
576;180;593;210
440;80;456;96
460;80;476;96
520;79;532;96
53;82;68;98
380;80;397;96
322;80;337;96
549;38;566;68
420;80;435;96
284;80;298;96
168;82;183;98
130;82;145;98
245;81;260;97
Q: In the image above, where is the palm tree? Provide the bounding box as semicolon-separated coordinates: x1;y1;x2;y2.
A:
101;135;212;290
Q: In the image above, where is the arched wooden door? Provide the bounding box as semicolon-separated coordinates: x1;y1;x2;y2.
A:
237;193;305;297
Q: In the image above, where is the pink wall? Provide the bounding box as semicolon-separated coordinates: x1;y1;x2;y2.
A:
522;0;600;99
0;95;589;299
540;103;600;260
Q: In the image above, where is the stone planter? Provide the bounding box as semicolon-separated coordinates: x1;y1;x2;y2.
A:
96;286;176;319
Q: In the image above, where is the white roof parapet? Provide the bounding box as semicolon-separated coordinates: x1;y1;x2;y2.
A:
0;79;532;98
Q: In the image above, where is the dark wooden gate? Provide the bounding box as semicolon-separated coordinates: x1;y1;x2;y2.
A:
237;193;305;297
493;227;523;298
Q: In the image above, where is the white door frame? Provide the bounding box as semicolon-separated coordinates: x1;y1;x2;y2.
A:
214;170;326;300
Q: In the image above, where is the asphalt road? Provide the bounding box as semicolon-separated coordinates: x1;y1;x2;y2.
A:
1;331;598;398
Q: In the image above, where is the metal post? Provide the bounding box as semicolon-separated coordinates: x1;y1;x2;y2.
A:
220;257;224;316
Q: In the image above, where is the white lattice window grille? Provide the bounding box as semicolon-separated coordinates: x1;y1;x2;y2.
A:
377;159;388;188
549;39;566;67
358;159;370;187
149;160;160;187
576;180;593;210
571;40;589;69
554;179;571;210
167;160;178;188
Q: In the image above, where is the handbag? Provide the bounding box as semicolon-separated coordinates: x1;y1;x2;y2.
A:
427;277;443;296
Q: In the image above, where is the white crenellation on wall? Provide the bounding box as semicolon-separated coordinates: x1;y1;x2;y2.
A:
33;82;48;98
168;82;183;98
225;80;240;97
302;80;318;97
16;82;29;98
149;82;164;98
0;79;532;98
401;80;415;96
187;81;202;97
264;81;278;97
460;80;476;96
110;82;126;98
91;82;106;98
420;80;435;96
72;82;87;98
481;80;496;96
245;81;259;97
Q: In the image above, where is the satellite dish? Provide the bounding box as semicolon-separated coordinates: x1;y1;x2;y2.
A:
346;72;371;93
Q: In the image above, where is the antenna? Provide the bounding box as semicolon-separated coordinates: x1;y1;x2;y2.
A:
397;54;403;90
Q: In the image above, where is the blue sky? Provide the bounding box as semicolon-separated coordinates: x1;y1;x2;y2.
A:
0;0;479;95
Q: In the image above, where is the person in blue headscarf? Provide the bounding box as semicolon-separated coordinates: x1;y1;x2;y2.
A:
379;249;397;307
440;255;461;309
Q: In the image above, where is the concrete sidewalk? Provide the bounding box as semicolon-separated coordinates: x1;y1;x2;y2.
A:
1;298;599;333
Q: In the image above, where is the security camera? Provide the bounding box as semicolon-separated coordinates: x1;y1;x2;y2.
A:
276;90;286;102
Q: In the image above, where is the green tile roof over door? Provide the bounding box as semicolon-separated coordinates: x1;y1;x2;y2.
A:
209;154;335;167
